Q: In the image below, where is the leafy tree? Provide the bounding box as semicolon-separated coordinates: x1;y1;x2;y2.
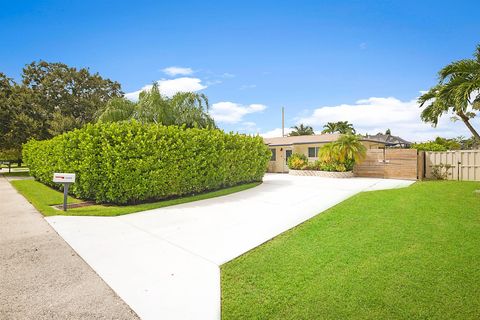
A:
321;121;356;134
434;137;461;150
98;83;216;128
97;97;136;123
419;44;480;141
289;124;314;136
22;61;123;131
385;128;391;135
0;74;43;159
411;136;466;151
0;61;123;158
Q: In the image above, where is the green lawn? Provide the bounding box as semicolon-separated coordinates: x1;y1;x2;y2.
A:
2;171;30;177
221;181;480;320
11;179;260;217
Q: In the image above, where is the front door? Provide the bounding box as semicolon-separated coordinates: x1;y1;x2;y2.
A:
284;149;293;172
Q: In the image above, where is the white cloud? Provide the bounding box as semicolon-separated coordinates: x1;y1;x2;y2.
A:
296;96;479;142
162;66;194;76
210;102;267;124
125;77;207;100
260;127;293;138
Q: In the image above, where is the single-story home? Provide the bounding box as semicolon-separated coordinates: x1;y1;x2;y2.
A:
263;134;387;173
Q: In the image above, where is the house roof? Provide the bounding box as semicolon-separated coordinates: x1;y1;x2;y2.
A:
364;133;412;146
263;134;387;146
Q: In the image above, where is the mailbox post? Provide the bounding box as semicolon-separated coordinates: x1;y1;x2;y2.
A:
53;173;76;211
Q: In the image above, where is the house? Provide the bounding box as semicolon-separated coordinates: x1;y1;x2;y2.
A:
363;133;412;148
263;134;387;173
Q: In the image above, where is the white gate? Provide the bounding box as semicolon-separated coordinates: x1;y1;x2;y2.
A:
425;150;480;181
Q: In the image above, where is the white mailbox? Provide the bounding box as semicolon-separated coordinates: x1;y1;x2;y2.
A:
52;173;76;211
53;173;76;183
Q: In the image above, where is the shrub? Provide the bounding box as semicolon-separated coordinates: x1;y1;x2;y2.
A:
431;163;453;180
411;142;447;151
287;153;308;170
23;121;270;204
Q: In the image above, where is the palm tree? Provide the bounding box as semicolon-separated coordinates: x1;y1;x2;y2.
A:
333;134;366;163
318;142;337;162
318;134;366;169
321;122;338;134
97;83;216;129
336;121;356;134
321;121;355;134
419;44;480;140
289;124;314;136
419;84;480;141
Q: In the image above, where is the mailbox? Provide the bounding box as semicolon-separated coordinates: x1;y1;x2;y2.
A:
53;173;76;183
53;173;76;211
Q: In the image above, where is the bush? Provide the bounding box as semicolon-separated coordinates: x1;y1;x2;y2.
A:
411;142;447;151
287;153;308;170
431;163;453;180
23;121;270;204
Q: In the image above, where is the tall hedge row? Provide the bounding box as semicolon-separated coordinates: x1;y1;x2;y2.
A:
23;121;270;204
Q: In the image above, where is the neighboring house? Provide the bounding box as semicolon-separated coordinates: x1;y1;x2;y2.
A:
364;133;412;148
264;134;386;173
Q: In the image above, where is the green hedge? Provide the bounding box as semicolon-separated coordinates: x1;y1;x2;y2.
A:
23;121;270;204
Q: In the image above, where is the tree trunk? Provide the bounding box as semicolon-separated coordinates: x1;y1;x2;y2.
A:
457;111;480;141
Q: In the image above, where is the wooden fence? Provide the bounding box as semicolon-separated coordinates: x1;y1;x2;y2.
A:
354;149;419;180
424;150;480;181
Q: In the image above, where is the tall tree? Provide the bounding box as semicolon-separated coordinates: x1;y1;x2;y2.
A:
0;61;123;158
289;124;314;136
98;83;216;128
321;121;356;134
419;44;480;140
321;122;338;134
22;61;123;134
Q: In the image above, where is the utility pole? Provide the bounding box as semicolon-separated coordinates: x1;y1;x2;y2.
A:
282;107;285;137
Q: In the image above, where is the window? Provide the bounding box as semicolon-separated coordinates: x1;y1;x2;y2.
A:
308;147;319;158
270;148;276;161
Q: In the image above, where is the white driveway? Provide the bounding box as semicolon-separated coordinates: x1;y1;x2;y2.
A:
46;174;414;320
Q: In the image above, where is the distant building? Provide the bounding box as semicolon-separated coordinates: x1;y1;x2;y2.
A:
363;133;412;148
263;134;386;173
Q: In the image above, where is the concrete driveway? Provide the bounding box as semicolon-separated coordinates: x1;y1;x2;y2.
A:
46;174;414;320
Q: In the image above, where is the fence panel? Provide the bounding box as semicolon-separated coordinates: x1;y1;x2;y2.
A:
354;149;385;178
424;150;480;181
459;150;480;181
384;149;418;180
354;149;418;180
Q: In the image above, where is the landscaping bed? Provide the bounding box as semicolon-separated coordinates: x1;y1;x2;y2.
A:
289;169;354;178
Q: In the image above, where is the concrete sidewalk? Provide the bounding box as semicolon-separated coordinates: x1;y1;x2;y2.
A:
47;174;414;319
0;176;138;320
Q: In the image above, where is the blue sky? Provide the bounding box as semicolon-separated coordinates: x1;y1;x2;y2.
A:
1;0;479;141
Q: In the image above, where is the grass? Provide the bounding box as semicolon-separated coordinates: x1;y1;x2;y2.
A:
1;171;30;177
11;179;261;217
221;181;480;320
